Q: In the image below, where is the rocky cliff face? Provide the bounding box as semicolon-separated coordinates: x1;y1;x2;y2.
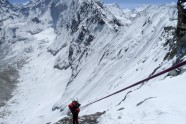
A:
48;0;121;85
176;0;186;59
0;68;19;107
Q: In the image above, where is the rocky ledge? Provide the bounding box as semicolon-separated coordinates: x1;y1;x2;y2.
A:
51;111;106;124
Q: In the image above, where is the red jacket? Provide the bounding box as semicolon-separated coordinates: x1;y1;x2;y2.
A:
68;102;80;114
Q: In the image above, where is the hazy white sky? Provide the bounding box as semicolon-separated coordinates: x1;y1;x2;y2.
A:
9;0;177;8
102;0;177;8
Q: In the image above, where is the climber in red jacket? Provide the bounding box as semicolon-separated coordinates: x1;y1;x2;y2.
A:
68;100;81;124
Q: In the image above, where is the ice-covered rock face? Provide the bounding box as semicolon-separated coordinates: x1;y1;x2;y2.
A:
50;0;80;26
48;0;121;85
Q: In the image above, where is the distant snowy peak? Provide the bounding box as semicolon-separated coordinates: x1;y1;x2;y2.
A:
123;8;131;13
4;0;120;31
48;0;121;30
79;0;102;4
106;3;125;17
22;1;32;6
106;2;120;8
0;0;12;7
0;0;6;3
0;0;17;13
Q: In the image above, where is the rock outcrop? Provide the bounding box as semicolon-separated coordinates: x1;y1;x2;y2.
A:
176;0;186;59
54;112;106;124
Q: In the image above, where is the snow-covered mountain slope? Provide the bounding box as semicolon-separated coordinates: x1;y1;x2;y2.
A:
105;3;131;24
0;0;186;124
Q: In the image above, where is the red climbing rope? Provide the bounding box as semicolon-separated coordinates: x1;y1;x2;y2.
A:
82;60;186;108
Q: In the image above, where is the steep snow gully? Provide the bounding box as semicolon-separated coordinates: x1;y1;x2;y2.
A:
0;0;186;124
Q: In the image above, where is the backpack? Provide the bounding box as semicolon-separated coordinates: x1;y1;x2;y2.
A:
72;101;81;109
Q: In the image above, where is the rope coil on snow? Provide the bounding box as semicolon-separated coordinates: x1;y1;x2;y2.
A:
81;60;186;108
